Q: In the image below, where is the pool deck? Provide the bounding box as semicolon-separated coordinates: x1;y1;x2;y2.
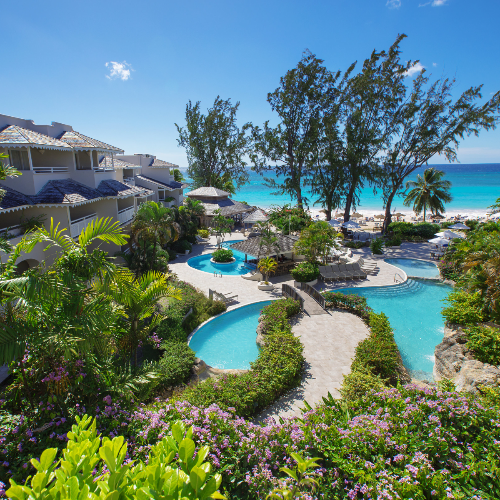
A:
168;235;439;420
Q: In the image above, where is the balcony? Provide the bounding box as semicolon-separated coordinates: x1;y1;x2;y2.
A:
0;224;24;240
118;206;135;225
123;177;135;186
93;166;114;173
70;213;97;238
33;166;69;174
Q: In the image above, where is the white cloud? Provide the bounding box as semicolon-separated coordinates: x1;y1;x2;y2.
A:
405;61;425;77
105;61;133;81
432;0;447;5
386;0;401;9
432;62;438;67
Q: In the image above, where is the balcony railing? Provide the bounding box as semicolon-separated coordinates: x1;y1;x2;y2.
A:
123;177;135;186
70;213;97;238
118;207;135;225
93;166;114;172
33;166;69;174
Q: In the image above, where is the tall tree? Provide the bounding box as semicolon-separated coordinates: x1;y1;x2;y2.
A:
324;35;410;222
403;167;452;221
252;51;334;209
381;72;500;233
176;96;252;190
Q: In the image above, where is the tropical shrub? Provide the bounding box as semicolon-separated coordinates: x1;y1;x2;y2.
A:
384;234;402;247
290;261;319;282
198;229;210;239
322;291;373;320
167;248;177;261
388;221;441;239
339;365;386;401
343;240;367;249
171;238;192;253
259;298;301;334
5;415;225;500
211;248;233;263
442;290;485;325
157;341;196;388
370;237;384;255
465;325;500;365
257;256;277;283
266;204;312;234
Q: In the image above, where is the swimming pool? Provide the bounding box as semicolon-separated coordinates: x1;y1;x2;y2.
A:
189;300;272;369
385;258;440;279
336;279;452;380
188;240;254;275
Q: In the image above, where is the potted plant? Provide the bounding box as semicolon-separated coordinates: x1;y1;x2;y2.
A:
211;248;235;264
291;261;319;288
257;256;278;290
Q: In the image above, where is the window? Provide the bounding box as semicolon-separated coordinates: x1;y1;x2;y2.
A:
158;190;165;200
9;149;30;171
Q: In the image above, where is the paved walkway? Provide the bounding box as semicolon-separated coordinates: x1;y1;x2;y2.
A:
169;235;436;420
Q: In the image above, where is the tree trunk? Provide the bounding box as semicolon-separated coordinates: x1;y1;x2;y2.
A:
343;184;355;222
382;190;397;235
423;206;426;222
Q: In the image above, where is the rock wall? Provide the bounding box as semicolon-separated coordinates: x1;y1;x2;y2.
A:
434;324;500;393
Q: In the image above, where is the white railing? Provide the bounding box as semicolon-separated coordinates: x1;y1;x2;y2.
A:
0;224;23;240
118;207;135;225
93;167;114;172
33;166;69;174
70;213;97;238
123;177;135;186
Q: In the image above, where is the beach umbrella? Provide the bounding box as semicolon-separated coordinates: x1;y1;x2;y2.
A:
435;230;464;239
429;237;449;246
393;212;405;217
351;212;363;218
327;219;341;227
243;210;268;224
374;214;385;219
342;220;360;228
448;223;470;230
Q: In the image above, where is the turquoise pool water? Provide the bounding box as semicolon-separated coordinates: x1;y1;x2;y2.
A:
188;240;253;275
189;301;272;369
385;258;440;279
336;279;452;380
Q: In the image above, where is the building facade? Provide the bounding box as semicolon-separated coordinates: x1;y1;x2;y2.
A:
0;114;184;270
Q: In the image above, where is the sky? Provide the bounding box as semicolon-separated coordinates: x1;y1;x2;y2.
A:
2;0;500;168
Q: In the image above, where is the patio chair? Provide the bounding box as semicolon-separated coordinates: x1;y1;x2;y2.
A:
213;291;239;304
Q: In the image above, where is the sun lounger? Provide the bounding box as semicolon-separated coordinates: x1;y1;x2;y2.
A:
213;291;238;304
195;235;209;243
319;265;337;281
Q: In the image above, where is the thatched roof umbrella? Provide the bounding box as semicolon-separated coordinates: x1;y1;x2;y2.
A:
229;234;298;261
242;209;268;226
374;214;385;219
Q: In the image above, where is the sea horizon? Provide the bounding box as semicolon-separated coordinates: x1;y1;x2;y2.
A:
182;163;500;218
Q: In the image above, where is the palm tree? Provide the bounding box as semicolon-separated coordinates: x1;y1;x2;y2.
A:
99;270;182;365
403;168;452;222
258;257;278;284
131;201;180;265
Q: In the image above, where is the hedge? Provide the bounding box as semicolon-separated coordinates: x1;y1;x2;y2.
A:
157;341;196;388
179;299;303;417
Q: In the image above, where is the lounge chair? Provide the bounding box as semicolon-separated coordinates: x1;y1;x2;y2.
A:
213;291;239;304
319;265;337;281
337;264;355;280
348;263;367;279
195;235;208;243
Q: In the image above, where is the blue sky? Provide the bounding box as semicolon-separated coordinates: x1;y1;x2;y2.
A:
2;0;500;167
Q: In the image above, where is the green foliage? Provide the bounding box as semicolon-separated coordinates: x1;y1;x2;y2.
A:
370;237;384;255
322;291;373;320
257;256;278;283
181;299;303;417
210;210;233;247
167;248;177;261
339;365;386;401
157;341;196;388
172;168;184;182
442;290;485;325
197;229;210;239
290;261;319;283
176;96;251;191
404;167;452;221
211;248;233;263
294;221;340;263
343;240;367;249
19;213;47;234
388;221;441;240
465;325;500;365
6;415;225;500
172;238;193;253
384;234;402;247
259;298;301;334
265;205;313;234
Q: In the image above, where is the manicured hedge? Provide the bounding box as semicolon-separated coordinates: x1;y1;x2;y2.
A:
290;261;319;282
388;221;441;239
157;341;196;388
179;299;303;417
211;248;233;262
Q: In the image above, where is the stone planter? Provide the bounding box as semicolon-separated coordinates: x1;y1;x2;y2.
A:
294;278;318;288
258;281;274;291
210;257;236;265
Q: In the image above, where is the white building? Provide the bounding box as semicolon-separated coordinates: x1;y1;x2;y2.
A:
0;114;185;271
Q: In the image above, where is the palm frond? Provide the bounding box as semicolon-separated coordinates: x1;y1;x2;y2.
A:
78;217;129;248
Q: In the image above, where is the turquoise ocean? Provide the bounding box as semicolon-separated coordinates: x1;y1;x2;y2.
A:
183;164;500;217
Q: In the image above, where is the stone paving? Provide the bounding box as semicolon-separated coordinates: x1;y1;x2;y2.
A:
169;234;438;421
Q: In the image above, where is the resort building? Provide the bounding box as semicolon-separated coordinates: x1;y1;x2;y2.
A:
186;186;253;226
0;114;184;270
